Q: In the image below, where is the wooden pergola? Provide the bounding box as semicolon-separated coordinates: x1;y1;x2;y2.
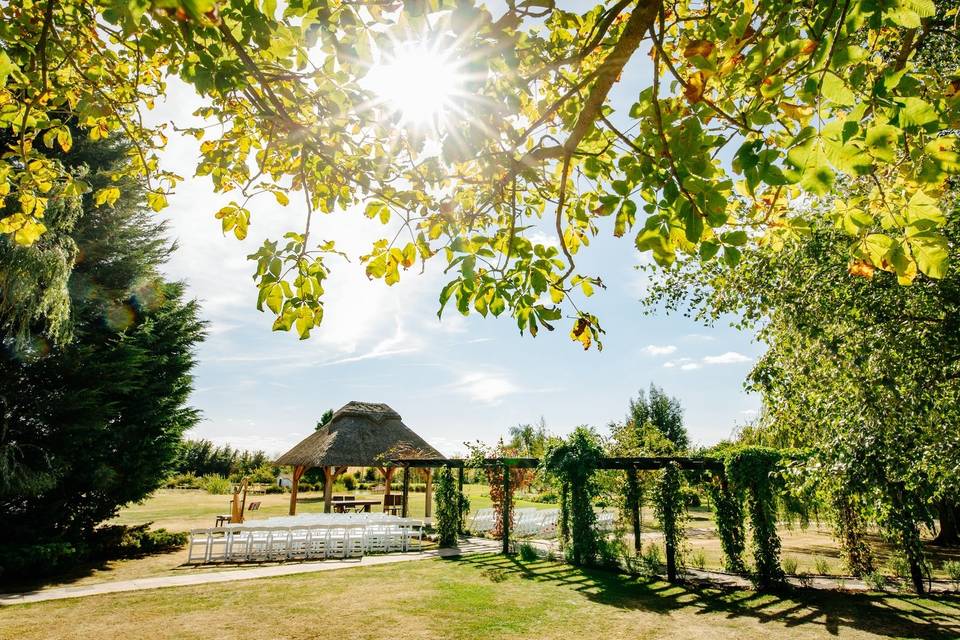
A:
275;401;445;516
389;455;724;582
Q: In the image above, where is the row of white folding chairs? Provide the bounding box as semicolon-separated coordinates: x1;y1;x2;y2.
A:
188;523;421;563
469;508;496;533
596;510;616;532
516;509;562;538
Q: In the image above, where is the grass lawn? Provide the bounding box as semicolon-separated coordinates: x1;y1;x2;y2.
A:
2;554;958;639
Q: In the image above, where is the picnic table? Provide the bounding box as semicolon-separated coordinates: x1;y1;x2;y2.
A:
332;499;381;513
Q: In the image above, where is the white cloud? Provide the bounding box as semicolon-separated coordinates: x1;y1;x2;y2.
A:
702;351;752;365
447;371;519;404
683;333;715;342
663;352;750;371
641;344;677;356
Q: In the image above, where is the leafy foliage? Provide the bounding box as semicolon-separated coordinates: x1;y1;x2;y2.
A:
542;427;604;566
625;384;689;450
433;465;468;547
723;447;786;588
465;440;521;539
3;1;957;347
315;408;334;431
704;473;748;574
0;136;203;573
173;439;270;479
652;461;687;581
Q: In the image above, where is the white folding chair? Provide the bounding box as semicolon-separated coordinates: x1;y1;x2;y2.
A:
206;528;230;562
187;529;210;563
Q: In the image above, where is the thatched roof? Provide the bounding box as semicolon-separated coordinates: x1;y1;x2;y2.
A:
274;401;444;468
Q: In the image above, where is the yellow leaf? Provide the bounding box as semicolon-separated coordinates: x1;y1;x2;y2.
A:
57;127;72;152
147;192;167;212
570;317;591;350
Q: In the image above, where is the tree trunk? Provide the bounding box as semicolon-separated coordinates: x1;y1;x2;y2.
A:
933;500;960;547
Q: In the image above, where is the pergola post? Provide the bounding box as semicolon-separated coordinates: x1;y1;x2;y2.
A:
401;464;411;517
424;468;433;519
289;465;305;516
627;468;642;554
502;463;511;554
457;467;465;534
323;465;334;513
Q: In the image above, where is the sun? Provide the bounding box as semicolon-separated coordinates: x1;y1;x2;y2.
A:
364;41;465;127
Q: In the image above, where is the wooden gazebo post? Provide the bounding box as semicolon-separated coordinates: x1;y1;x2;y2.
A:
289;465;306;516
323;465;334;513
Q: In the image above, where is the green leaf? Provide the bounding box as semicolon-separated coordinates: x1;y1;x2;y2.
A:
910;233;948;279
865;124;899;163
0;50;15;84
821;74;855;106
722;245;741;266
723;230;748;246
897;97;938;129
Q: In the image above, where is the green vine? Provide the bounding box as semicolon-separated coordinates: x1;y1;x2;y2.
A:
542;427;603;566
704;472;747;574
434;466;469;547
652;462;687;581
831;489;875;576
724;446;785;588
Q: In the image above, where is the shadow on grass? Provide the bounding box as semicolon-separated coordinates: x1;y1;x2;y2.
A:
449;553;960;639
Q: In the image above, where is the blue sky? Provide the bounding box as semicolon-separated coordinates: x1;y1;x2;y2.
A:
154;7;763;457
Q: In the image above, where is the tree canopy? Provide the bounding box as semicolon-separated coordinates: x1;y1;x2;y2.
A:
3;0;957;348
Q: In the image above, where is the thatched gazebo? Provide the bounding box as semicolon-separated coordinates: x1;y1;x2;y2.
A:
275;401;444;516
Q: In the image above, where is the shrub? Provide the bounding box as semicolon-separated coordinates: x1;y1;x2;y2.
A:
864;571;887;592
0;525;187;581
519;543;539;562
264;485;286;494
782;556;799;575
0;542;79;579
527;491;559;504
814;557;831;575
797;571;814;588
887;555;911;581
640;542;663;576
691;549;707;571
200;474;232;494
248;463;278;484
682;486;702;508
164;472;202;489
91;524;187;558
944;560;960;590
343;476;356;491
